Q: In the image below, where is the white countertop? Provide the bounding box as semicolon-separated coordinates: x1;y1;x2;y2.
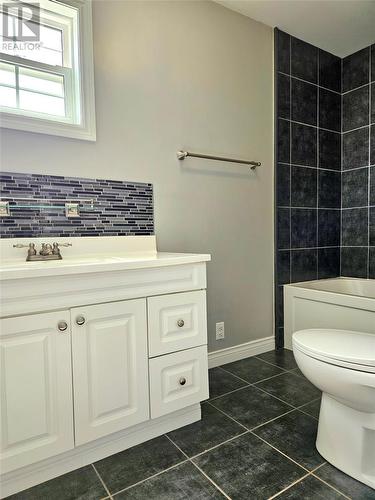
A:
0;236;211;280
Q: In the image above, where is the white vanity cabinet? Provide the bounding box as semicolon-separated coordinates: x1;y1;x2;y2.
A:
0;237;210;498
71;299;149;446
0;311;75;475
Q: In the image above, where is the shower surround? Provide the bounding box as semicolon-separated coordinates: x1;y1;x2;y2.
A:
275;29;375;347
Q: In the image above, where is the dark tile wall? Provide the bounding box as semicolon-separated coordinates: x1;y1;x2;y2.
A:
341;46;374;279
275;29;341;347
0;172;154;238
275;30;375;347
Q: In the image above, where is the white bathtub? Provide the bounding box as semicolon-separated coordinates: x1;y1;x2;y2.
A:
284;278;375;349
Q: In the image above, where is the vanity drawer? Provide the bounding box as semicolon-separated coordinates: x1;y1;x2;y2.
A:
147;290;207;357
149;345;209;418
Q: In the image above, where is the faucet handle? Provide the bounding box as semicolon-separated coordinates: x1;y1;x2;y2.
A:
56;243;72;247
13;243;30;248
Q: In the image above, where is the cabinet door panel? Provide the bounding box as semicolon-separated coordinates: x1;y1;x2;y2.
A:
71;299;149;445
148;290;207;357
0;311;74;474
149;345;209;419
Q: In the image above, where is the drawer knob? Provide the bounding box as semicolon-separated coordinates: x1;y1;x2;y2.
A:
58;321;68;332
179;377;187;386
76;316;86;326
177;319;185;328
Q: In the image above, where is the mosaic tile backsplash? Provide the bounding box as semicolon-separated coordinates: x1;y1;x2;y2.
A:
0;172;154;238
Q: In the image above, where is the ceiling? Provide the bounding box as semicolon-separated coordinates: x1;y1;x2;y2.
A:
215;0;375;57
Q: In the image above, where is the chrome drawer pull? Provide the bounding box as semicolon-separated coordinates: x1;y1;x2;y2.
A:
179;377;186;386
58;321;68;332
177;319;185;328
76;316;86;326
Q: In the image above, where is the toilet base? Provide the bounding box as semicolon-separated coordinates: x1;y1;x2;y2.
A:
316;393;375;489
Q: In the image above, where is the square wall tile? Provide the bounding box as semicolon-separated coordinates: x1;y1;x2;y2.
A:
291;249;317;282
343;85;369;132
276;164;290;206
278;73;290;119
319;49;341;93
319;130;341;170
319;88;341;132
370;166;375;205
342;47;370;92
291;37;318;83
291;123;317;166
342;208;368;246
291;166;317;207
291;209;317;248
318;209;340;247
371;125;375;165
291;79;317;126
371;83;375;124
277;208;291;249
277;251;291;285
278;119;290;163
341;247;368;278
318;247;340;279
370;207;375;246
372;44;375;82
370;247;375;279
343;127;369;169
318;170;341;208
276;286;284;328
342;168;368;208
276;29;290;74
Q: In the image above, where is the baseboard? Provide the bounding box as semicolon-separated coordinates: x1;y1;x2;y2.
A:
0;404;201;499
208;336;275;368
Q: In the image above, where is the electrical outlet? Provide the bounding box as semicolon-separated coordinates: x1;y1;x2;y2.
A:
216;322;225;340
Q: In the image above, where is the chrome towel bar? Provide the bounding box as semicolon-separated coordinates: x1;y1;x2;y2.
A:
177;150;261;170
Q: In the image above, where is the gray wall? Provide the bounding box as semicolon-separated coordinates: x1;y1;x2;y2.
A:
0;1;274;352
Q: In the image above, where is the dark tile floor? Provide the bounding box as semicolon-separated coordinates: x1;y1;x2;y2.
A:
8;349;375;500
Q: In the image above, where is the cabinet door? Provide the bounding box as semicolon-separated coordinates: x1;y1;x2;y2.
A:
71;299;149;445
0;311;74;474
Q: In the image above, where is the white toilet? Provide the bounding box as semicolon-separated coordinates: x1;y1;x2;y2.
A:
292;329;375;489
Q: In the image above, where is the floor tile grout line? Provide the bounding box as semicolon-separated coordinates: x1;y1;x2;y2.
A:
311;472;352;499
206;401;249;431
109;459;190;498
249;431;316;474
165;433;189;459
251;383;298;409
91;463;113;500
218;367;287;387
267;472;311;499
189;429;250;461
253;355;295;371
166;432;232;498
248;408;297;432
207;383;252;402
190;461;232;500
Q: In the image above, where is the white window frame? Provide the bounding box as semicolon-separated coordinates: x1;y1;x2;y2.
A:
0;0;96;141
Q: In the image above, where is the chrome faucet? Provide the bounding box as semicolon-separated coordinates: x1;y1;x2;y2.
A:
13;242;72;261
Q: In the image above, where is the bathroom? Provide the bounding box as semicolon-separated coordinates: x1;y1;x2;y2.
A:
0;0;374;498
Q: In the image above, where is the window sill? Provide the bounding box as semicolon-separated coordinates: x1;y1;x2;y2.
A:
0;110;96;141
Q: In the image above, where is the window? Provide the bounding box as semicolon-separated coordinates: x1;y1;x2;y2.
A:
0;0;96;140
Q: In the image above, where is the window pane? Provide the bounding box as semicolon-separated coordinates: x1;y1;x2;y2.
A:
19;67;64;97
1;42;63;66
40;25;63;52
19;90;65;116
0;86;17;108
0;62;16;86
0;14;63;66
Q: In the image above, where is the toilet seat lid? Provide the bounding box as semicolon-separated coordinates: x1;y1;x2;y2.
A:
293;329;375;369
